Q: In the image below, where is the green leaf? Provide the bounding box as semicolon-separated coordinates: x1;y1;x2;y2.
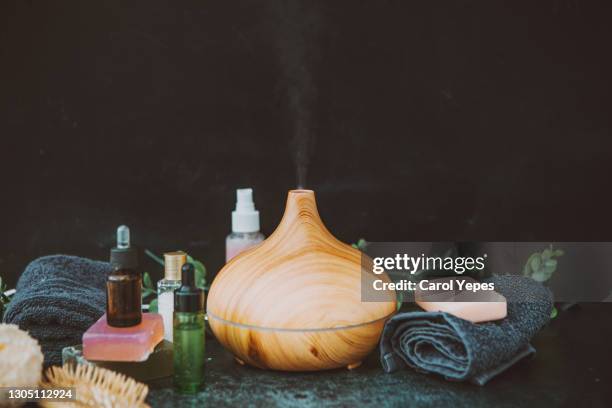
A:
351;238;368;252
143;272;154;290
523;254;538;276
0;276;10;308
145;249;165;266
554;249;564;257
532;262;557;282
530;256;542;273
187;256;207;289
541;248;553;260
149;298;158;313
357;239;367;250
550;306;558;319
544;259;557;269
396;291;403;311
142;288;156;298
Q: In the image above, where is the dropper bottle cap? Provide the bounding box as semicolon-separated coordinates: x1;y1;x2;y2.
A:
174;263;205;313
110;225;138;269
231;188;260;233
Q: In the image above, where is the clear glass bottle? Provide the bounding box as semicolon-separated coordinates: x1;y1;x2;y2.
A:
107;225;141;327
226;188;265;262
157;251;186;342
173;263;205;394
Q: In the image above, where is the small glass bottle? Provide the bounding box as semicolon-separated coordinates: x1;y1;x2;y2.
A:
157;251;186;342
226;188;265;262
173;263;205;394
107;225;142;327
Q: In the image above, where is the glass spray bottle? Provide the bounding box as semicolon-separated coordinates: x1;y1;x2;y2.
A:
107;225;141;327
173;262;205;393
226;188;265;262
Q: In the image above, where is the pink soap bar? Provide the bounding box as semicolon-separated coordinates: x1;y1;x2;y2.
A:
416;299;507;323
83;313;164;362
415;277;507;323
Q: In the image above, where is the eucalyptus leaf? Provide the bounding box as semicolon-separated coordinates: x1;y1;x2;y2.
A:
145;249;165;266
530;256;542;273
0;276;10;306
523;254;538;276
351;238;368;252
544;259;557;268
531;271;549;282
523;245;563;283
540;264;556;276
142;288;156;298
143;272;154;290
149;298;158;313
187;256;207;288
396;291;403;311
357;239;367;251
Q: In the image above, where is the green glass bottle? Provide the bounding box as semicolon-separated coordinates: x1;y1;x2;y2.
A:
173;263;205;393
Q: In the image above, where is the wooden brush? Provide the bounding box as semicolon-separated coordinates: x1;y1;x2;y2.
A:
40;364;150;408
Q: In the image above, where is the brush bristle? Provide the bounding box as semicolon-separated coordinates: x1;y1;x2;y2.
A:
41;364;150;408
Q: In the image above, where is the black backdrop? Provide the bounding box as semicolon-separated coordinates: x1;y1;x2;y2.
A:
2;1;611;286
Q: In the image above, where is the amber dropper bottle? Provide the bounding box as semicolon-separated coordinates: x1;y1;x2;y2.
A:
106;225;142;327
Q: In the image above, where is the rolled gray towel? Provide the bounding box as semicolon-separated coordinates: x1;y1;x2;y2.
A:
379;275;553;385
3;255;111;366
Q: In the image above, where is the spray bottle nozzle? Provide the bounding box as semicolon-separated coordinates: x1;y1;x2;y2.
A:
236;188;255;211
232;188;260;233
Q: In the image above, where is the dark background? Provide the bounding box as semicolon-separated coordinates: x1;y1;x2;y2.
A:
1;0;611;287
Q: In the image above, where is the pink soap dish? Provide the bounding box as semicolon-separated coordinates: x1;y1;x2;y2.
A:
83;313;164;362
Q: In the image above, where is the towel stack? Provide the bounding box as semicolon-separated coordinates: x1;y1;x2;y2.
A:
380;275;553;385
3;255;111;366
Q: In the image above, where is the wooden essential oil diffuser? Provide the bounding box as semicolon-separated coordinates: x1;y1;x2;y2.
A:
207;189;396;371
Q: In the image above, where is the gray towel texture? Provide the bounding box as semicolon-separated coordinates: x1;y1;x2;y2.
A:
379;275;553;385
3;255;111;366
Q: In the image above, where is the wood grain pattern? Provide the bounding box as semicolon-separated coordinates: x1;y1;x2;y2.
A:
207;190;396;371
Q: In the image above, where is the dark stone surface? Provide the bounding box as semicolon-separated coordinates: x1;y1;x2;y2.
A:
148;304;611;407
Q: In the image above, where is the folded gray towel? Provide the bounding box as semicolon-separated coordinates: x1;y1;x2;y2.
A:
3;255;111;366
379;275;553;385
